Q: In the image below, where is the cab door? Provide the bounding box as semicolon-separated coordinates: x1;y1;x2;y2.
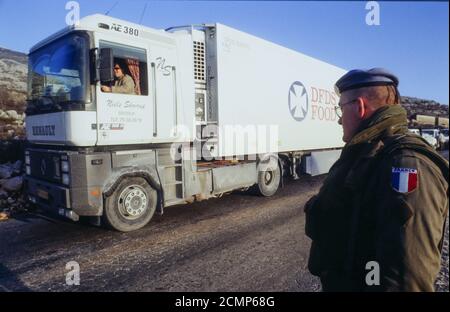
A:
95;34;152;146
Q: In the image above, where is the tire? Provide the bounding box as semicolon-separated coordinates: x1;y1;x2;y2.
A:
103;177;157;232
256;158;281;197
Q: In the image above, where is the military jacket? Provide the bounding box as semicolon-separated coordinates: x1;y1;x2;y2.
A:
305;105;449;292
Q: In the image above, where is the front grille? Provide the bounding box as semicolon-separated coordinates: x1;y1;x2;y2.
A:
29;150;62;184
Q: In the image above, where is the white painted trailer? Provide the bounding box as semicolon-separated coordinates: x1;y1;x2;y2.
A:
24;15;346;231
207;24;345;157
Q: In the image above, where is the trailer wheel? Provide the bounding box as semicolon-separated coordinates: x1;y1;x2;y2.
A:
257;159;281;197
103;177;157;232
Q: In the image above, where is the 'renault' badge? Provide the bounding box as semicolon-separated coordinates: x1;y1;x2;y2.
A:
391;167;418;193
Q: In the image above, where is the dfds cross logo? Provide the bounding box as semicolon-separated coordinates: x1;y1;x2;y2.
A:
288;81;309;122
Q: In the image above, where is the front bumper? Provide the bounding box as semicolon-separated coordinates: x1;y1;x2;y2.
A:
24;176;79;221
24;147;111;219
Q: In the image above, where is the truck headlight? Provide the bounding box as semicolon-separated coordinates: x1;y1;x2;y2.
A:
61;160;69;172
26;165;31;175
62;173;70;185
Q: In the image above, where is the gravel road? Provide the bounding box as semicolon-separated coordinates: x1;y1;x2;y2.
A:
0;175;324;292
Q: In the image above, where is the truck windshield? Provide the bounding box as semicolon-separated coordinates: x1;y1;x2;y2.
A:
27;33;89;112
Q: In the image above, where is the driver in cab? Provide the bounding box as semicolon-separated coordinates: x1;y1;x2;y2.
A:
101;63;136;95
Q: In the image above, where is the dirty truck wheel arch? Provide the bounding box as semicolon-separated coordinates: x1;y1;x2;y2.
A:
103;167;162;198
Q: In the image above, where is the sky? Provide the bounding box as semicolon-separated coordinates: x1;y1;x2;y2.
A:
0;0;448;104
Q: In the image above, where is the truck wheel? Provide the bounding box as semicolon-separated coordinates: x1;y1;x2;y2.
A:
103;177;157;232
257;160;281;197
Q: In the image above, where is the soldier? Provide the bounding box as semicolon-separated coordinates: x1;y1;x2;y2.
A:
304;68;449;291
101;63;136;95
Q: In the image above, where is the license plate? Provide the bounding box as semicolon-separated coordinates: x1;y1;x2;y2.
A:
37;189;49;200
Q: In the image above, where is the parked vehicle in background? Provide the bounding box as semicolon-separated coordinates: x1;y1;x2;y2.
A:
439;128;449;149
422;128;439;138
422;129;441;149
409;128;446;150
421;132;439;149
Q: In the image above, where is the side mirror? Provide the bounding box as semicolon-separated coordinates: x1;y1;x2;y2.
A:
99;48;114;83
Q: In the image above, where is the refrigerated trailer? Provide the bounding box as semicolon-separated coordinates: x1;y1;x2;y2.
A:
24;14;346;231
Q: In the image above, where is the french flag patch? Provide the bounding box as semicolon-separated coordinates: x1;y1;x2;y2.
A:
391;167;418;193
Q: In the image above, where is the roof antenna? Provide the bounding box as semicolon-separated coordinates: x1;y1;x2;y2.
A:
105;1;119;16
139;2;149;24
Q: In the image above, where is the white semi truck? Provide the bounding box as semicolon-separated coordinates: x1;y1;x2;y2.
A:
24;14;346;231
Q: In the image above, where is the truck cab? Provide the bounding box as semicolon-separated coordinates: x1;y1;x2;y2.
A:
25;15;198;230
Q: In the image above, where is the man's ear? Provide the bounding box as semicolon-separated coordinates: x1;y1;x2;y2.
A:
356;97;366;118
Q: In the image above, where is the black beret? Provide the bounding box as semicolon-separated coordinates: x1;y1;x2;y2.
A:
334;68;399;95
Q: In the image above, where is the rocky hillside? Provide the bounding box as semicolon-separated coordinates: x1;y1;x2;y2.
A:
402;96;449;119
0;47;27;139
0;47;27;112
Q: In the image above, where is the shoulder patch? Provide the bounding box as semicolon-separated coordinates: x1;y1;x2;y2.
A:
391;167;418;193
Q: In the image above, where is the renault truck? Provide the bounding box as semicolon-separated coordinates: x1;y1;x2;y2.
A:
24;14;346;231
